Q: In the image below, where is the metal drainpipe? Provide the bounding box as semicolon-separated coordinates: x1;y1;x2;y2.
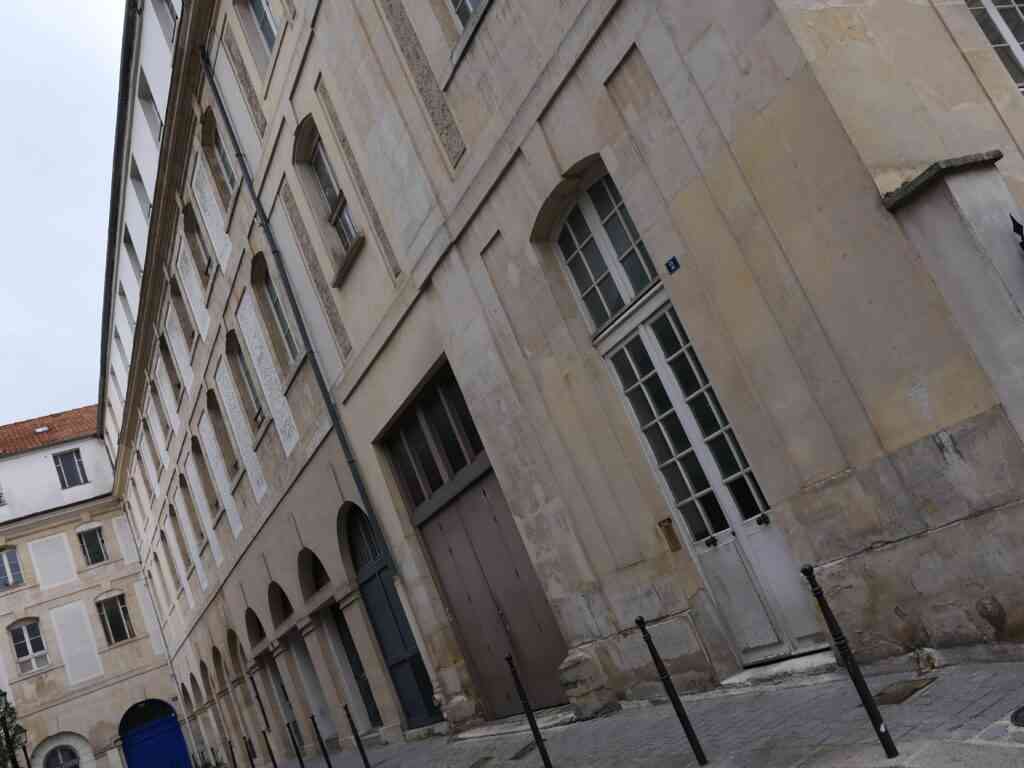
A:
197;48;395;569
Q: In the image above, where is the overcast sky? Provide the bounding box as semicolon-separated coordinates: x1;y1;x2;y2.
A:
0;2;125;424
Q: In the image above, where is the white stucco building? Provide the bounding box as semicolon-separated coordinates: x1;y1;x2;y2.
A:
0;407;179;768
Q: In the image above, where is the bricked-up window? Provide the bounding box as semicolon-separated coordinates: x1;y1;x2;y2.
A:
558;175;658;331
450;0;484;26
385;365;485;512
968;1;1024;91
0;549;23;589
54;449;89;490
97;594;136;645
10;620;48;674
78;527;109;566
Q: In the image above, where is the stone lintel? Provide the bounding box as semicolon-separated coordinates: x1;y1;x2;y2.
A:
882;150;1004;212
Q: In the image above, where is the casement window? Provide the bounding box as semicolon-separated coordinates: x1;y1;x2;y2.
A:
138;72;164;145
97;594;136;645
44;746;79;768
310;139;361;255
78;527;109;566
179;475;207;548
54;449;89;490
130;159;152;222
124;230;143;281
10;620;48;674
159;336;184;399
169;279;198;347
201;110;238;208
557;175;658;331
386;365;485;514
450;0;484;26
0;549;23;589
969;0;1024;91
251;254;298;367
226;331;265;429
117;283;135;329
153;0;179;46
212;129;236;193
182;205;215;290
249;0;278;52
207;391;241;477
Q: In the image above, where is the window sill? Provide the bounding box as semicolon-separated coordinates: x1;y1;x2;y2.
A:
441;0;494;92
15;663;58;683
100;635;142;653
331;233;366;288
80;559;112;574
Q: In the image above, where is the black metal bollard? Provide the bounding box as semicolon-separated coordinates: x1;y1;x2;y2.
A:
635;617;708;766
285;721;306;768
310;715;335;768
343;705;372;768
261;730;278;768
505;655;553;768
801;565;899;759
243;735;257;768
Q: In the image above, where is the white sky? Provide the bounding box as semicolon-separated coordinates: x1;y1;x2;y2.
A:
0;2;125;424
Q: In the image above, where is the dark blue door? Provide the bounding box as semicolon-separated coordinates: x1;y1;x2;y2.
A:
122;714;190;768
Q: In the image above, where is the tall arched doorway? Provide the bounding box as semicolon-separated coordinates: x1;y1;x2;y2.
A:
119;699;189;768
344;509;440;729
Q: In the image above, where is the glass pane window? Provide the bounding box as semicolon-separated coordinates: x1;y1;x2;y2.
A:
11;621;48;674
54;449;89;490
263;272;299;360
78;528;109;566
385;365;485;512
0;549;23;589
250;0;278;51
98;595;136;646
610;306;769;542
968;1;1024;91
213;130;237;191
451;0;483;26
311;140;340;211
557;174;658;331
45;746;80;768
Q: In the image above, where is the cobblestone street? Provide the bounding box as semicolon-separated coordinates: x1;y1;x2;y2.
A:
282;661;1024;768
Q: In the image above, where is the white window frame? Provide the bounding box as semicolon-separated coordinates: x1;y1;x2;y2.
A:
10;621;48;674
556;176;658;335
54;449;89;490
973;0;1024;90
78;526;109;567
97;594;136;646
310;139;361;253
0;549;23;589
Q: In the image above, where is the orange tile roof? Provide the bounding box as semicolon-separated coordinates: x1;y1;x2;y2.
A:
0;405;98;457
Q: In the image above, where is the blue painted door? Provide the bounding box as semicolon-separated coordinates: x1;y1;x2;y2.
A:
122;715;191;768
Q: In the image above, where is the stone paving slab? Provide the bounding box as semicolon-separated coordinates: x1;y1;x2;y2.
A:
280;662;1024;768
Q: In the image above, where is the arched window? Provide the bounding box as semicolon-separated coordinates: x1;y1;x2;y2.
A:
557;174;657;331
168;506;192;571
169;278;197;348
207;391;241;477
251;254;298;367
245;608;266;647
159;336;184;400
227;629;247;680
201;108;237;208
189;438;221;515
182;204;215;291
160;531;182;591
267;582;293;627
135;452;155;499
239;0;278;58
142;419;163;472
179;475;207;550
347;511;381;574
147;564;168;618
297;548;329;600
294;116;363;283
226;331;264;429
212;647;229;691
150;381;172;440
970;3;1024;92
9;619;48;674
44;746;79;768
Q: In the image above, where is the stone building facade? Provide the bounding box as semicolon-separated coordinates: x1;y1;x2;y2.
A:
97;0;1024;763
0;406;175;768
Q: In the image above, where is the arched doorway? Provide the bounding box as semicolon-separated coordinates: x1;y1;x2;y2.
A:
344;509;440;729
119;699;189;768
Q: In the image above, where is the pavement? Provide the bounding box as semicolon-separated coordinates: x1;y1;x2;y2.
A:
279;659;1024;767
